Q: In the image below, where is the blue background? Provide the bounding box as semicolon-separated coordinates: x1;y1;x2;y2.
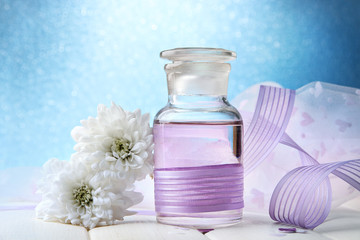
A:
0;0;359;169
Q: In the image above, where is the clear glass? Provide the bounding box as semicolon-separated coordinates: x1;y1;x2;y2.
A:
153;48;244;229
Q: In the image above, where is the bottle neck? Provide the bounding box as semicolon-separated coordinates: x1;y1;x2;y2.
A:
165;62;230;96
168;95;228;108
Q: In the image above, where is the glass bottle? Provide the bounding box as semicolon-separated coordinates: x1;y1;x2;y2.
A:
153;48;244;229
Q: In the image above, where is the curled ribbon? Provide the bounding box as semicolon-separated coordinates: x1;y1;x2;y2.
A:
246;86;360;229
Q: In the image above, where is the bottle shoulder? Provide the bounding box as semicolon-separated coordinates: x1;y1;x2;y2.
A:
154;103;242;123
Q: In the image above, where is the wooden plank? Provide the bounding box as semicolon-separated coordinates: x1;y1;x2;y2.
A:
315;207;360;240
0;210;90;240
205;212;328;240
2;208;359;240
89;215;208;240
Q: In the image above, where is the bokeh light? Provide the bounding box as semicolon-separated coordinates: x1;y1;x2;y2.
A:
0;0;359;168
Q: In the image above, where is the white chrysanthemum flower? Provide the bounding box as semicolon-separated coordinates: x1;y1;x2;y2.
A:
36;158;143;229
71;103;154;182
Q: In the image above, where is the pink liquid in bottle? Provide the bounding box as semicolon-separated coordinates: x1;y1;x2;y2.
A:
153;121;243;229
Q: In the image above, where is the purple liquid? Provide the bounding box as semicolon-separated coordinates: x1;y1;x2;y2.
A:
153;121;244;229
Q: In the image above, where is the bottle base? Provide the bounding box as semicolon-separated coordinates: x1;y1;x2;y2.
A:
156;209;243;230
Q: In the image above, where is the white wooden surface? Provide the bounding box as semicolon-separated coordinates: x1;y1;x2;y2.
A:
1;207;360;240
89;215;206;240
0;210;89;240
